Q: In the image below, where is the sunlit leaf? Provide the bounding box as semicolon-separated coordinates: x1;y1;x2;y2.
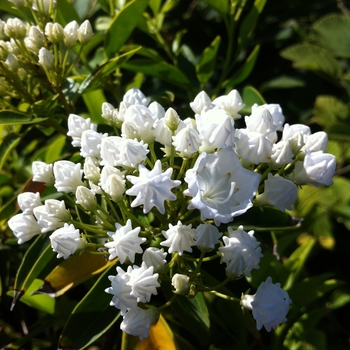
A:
82;89;107;124
0;110;48;125
240;86;266;114
44;135;67;163
0;133;21;171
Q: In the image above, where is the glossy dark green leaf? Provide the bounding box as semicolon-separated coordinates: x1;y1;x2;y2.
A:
260;75;305;91
58;263;120;350
105;0;150;58
196;36;221;84
56;0;80;26
240;86;266;114
82;89;107;124
202;0;229;14
0;110;48;125
0;132;20;171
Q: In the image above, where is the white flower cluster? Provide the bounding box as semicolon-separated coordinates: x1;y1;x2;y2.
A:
8;87;336;338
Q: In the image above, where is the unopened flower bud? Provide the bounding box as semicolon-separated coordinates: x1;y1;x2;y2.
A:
165;107;180;131
5;18;26;40
45;22;64;44
172;274;190;295
32;161;54;185
5;53;19;71
75;186;96;211
38;47;54;69
64;20;79;48
78;20;93;45
25;26;44;53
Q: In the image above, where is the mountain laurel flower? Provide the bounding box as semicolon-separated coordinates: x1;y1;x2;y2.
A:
77;20;93;45
5;53;19;71
32;161;54;185
5;18;26;39
194;224;222;252
219;226;263;278
120;307;160;340
63;20;79;48
184;148;261;225
80;129;107;158
49;223;86;259
241;277;292;332
196;109;236;153
83;157;100;183
301;131;328;153
245;108;277;143
255;174;298;211
164;107;181;131
270;140;294;168
53;160;84;193
45;22;64;44
142;247;167;273
293;150;336;187
102;173;126;202
172;274;190;295
172;124;202;158
8;213;42;244
25;26;45;53
122;87;150;107
161;221;196;255
148;101;165;120
75;186;96;211
282;123;310;154
126;160;181;214
67;114;97;148
190;91;214;114
212;89;245;119
127;262;160;303
101;102;119;124
17;192;42;215
251;103;285;131
104;219;146;263
38;47;54;70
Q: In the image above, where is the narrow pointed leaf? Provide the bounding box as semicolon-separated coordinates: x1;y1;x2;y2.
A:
203;0;228;15
0;133;21;171
240;86;266;114
0;110;47;125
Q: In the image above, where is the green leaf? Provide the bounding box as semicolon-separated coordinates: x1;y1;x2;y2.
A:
260;75;306;91
122;59;193;90
79;47;141;93
44;135;66;163
56;0;81;26
202;0;229;15
0;1;23;16
223;45;260;88
0;132;21;171
196;36;221;84
281;43;343;78
58;264;120;350
12;234;55;310
0;110;48;125
311;14;350;58
82;89;107;124
161;0;180;13
7;279;55;314
105;0;150;58
240;86;265;114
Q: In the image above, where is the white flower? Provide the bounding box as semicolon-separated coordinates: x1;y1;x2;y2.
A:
161;221;196;256
5;18;26;39
281;123;310;154
64;20;79;48
105;266;138;315
245;108;277;143
196;109;236;153
127;262;160;303
77;20;93;45
148;101;165;121
102;173;126;202
270;140;294;168
194;224;222;252
101;102;118;124
120;307;159;340
53;160;84;193
172;124;201;158
164;107;181;131
17;192;41;215
25;26;44;53
49;223;86;259
100;136;149;169
241;277;292;332
184;148;261;225
122;87;150;107
104;219;145;263
32;161;54;185
75;186;96;211
8;214;42;244
212;89;245;119
190;91;214;114
142;247;167;273
301;131;328;153
67;114;97;148
83;157;100;183
256;174;298;211
251;103;285;131
219;226;262;278
126;160;181;214
5;53;19;71
45;22;64;44
172;274;190;295
38;47;54;70
293;150;336;187
80;130;107;158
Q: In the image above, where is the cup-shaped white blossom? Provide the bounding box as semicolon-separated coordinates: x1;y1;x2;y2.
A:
172;273;190;295
190;91;214;114
212;89;245;119
100;136;149;168
245;108;277;143
120;307;159;340
38;47;54;70
184;148;261;225
75;186;96;211
17;192;42;215
67;114;97;148
77;20;93;45
53;160;84;193
256;174;298;211
172;124;201;158
219;226;263;278
161;221;196;255
104;219;146;263
196;109;236;153
142;247;167;273
194;223;222;252
251;103;285;131
126;160;181;214
293;150;336;186
64;20;79;48
122;87;150;107
105;265;138;315
241;277;292;331
8;214;42;244
49;223;86;259
32;161;54;185
127;262;160;303
80;130;107;158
